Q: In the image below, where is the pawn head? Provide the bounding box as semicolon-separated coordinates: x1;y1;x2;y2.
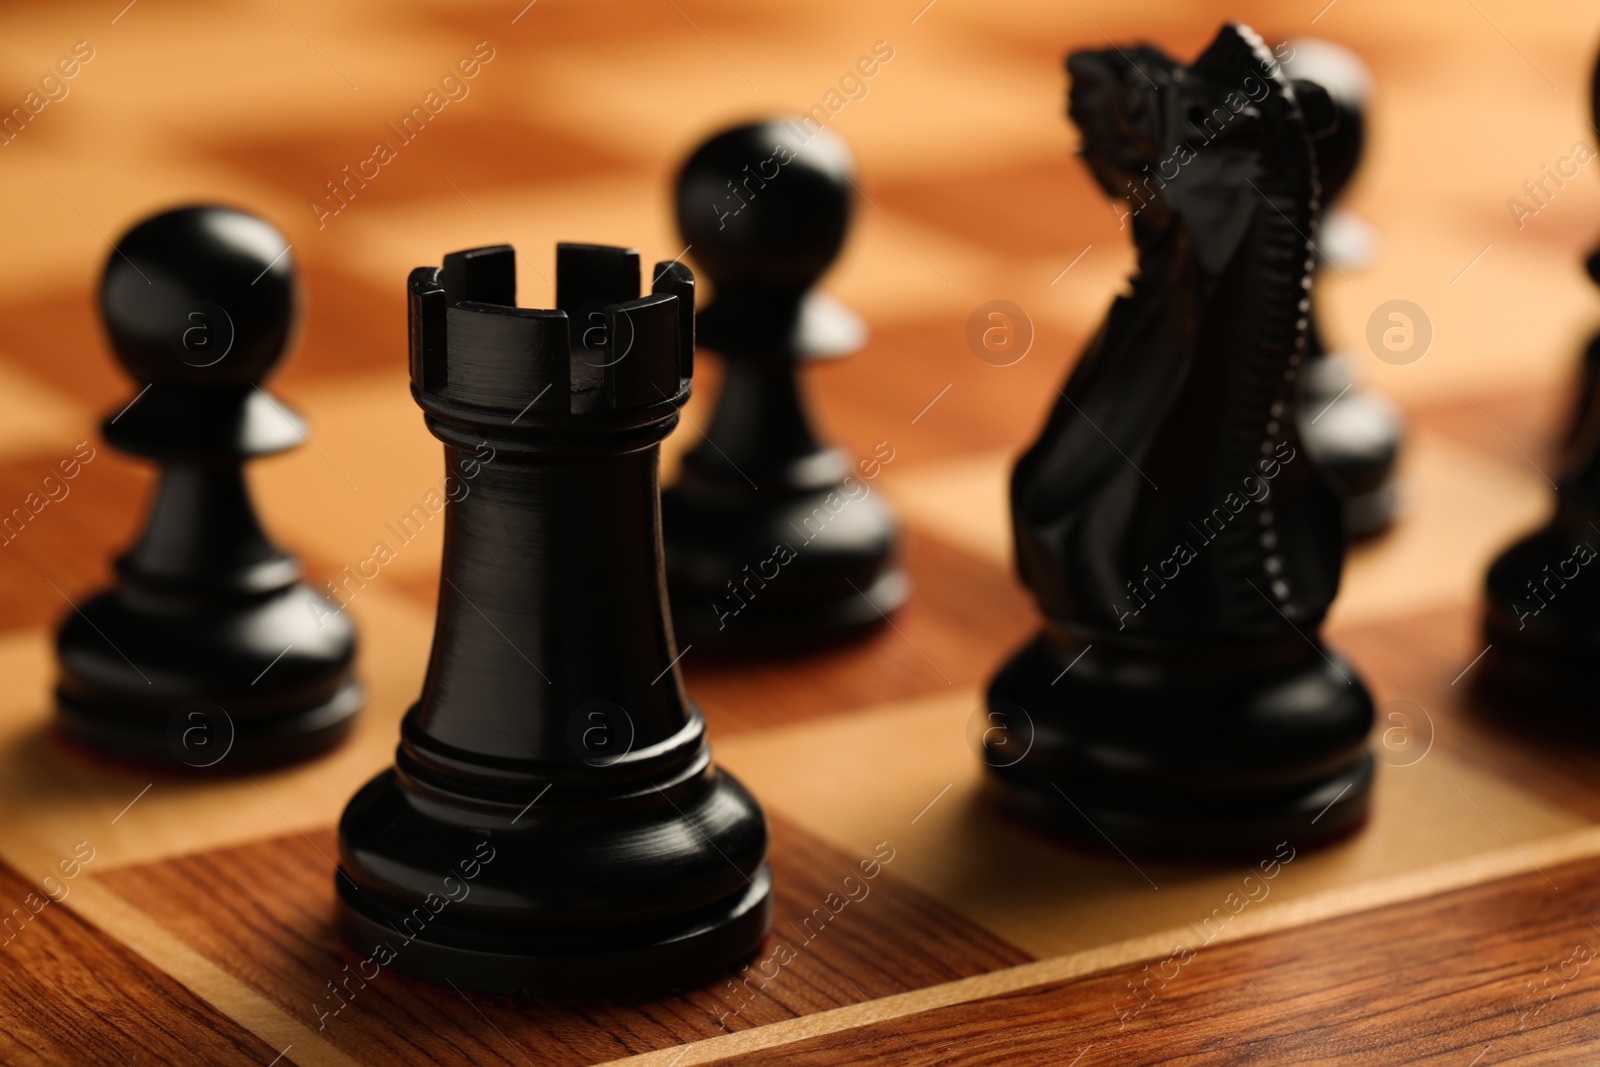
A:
100;205;296;388
1280;39;1370;205
675;119;854;294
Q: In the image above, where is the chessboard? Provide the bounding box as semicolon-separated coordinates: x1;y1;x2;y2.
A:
3;0;1600;1063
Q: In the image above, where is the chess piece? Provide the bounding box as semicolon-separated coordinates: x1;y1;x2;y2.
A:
663;120;908;650
1479;368;1600;710
1282;39;1405;539
983;25;1374;856
1478;50;1600;711
1563;43;1600;455
55;205;361;768
336;244;771;994
1569;250;1600;455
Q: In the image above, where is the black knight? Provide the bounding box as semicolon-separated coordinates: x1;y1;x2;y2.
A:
984;24;1375;855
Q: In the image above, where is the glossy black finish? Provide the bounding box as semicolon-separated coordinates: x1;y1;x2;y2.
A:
54;205;361;769
1567;58;1600;457
1573;54;1600;452
1570;250;1600;458
986;25;1374;857
989;632;1373;857
662;120;908;651
1479;433;1600;712
336;243;772;995
1283;39;1405;539
1478;52;1600;712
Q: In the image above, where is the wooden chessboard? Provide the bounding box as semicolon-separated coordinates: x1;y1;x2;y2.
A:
4;0;1600;1062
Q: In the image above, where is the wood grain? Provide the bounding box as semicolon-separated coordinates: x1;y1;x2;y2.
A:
694;853;1600;1066
96;816;1030;1067
0;859;280;1066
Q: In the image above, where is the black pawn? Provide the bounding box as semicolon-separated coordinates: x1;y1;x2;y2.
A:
1570;250;1600;455
663;119;908;650
336;244;771;994
1480;369;1600;712
54;205;361;768
1478;47;1600;713
1564;47;1600;452
1283;39;1405;539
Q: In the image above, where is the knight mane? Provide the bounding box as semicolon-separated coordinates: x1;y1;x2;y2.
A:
1195;25;1326;626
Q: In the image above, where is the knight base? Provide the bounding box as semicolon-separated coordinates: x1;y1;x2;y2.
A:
984;631;1375;858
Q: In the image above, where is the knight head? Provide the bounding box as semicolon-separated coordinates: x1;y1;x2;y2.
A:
1066;45;1183;202
1067;24;1333;226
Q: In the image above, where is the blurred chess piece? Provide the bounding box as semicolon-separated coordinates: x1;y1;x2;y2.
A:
1479;339;1600;712
1477;44;1600;713
1569;249;1600;455
1283;38;1405;539
663;119;908;652
1565;48;1600;454
55;205;361;768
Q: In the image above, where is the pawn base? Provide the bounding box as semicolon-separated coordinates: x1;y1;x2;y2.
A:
56;684;361;771
671;565;909;651
664;478;908;652
1479;522;1600;721
1471;642;1600;729
54;582;361;771
1341;480;1400;541
985;632;1375;858
1300;352;1403;540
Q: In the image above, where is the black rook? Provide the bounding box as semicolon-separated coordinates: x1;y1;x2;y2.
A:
335;243;772;994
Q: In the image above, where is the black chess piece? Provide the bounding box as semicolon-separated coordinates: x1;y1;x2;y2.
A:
1570;250;1600;456
54;205;361;768
662;120;908;651
1477;51;1600;713
1282;39;1405;540
1479;369;1600;712
983;25;1374;856
336;244;771;994
1563;47;1600;455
